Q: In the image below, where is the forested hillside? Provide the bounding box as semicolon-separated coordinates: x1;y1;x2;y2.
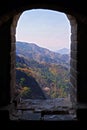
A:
16;41;70;99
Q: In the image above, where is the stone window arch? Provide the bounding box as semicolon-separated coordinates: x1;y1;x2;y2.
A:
10;9;77;110
2;2;87;121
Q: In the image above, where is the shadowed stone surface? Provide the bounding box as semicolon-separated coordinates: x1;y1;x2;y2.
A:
10;98;76;120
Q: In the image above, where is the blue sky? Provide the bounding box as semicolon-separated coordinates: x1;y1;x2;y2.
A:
16;9;71;51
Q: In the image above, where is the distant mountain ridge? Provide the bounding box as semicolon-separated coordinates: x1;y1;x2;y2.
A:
56;48;70;54
16;41;70;68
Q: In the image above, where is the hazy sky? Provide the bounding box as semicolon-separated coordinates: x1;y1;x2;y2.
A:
16;9;71;51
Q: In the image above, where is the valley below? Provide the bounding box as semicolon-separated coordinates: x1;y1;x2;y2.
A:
16;41;70;99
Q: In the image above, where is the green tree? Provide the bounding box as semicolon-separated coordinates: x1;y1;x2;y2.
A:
19;78;25;86
20;86;31;97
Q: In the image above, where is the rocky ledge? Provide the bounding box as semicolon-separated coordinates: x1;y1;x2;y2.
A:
10;98;77;121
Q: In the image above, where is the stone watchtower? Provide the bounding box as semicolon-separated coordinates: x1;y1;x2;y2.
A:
0;0;87;123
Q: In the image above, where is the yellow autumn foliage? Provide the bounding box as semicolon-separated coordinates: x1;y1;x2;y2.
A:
20;86;30;95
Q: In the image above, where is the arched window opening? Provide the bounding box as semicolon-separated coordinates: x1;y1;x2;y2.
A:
10;9;77;121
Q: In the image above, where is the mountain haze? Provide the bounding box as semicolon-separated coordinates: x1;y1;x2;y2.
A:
16;41;70;68
56;48;70;54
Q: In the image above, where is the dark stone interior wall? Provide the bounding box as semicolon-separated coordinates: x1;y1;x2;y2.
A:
0;19;12;106
0;0;87;122
77;22;87;103
67;15;77;107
